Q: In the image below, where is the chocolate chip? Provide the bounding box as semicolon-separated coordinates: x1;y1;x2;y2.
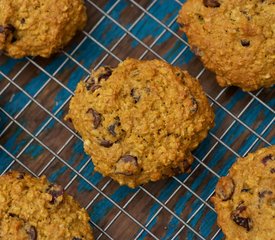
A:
8;213;18;218
11;36;17;43
108;117;120;136
0;25;4;33
203;0;220;8
108;124;117;136
87;108;102;129
21;18;25;24
262;154;273;165
258;190;273;198
5;24;15;33
120;155;138;164
47;184;64;204
98;67;112;82
17;172;25;179
90;84;101;92
241;40;250;47
84;77;95;91
67;117;72;123
231;202;252;231
196;14;204;22
231;214;252;231
115;155;139;176
241;188;251;193
178;22;184;28
215;176;235;201
27;226;37;240
236;204;247;213
130;89;141;103
99;139;113;148
270;168;275;174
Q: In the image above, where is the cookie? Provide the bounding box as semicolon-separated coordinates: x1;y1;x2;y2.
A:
212;146;275;240
0;171;94;239
66;58;214;188
178;0;275;91
0;0;87;58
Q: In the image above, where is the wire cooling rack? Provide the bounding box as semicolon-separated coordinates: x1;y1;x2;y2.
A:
0;0;274;239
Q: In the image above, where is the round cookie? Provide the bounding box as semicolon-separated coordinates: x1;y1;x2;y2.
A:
212;146;275;240
0;0;87;58
0;171;94;239
66;58;214;188
178;0;275;91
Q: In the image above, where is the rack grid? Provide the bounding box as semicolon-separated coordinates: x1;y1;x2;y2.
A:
0;0;274;239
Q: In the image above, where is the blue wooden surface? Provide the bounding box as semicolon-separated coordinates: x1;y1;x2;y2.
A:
0;0;274;239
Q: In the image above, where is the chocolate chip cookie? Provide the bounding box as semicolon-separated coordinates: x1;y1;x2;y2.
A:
0;0;87;58
0;171;94;239
66;58;214;188
178;0;275;91
212;146;275;240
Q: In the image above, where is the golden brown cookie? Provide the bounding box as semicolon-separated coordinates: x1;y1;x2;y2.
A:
178;0;275;91
0;171;94;239
212;146;275;240
0;0;87;58
66;58;214;188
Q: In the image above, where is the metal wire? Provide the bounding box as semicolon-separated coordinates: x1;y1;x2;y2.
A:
0;0;274;239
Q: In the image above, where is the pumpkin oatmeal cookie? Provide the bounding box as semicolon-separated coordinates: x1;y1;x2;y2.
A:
212;146;275;240
66;58;214;188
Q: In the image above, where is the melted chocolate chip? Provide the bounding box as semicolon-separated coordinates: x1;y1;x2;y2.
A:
216;176;235;201
231;215;252;231
130;89;141;103
236;204;247;212
27;226;37;240
87;108;102;129
258;190;273;198
47;184;64;204
115;155;139;176
107;117;120;136
99;139;113;148
262;154;273;165
21;18;25;24
5;24;15;33
241;40;250;47
231;202;252;231
119;155;138;165
270;168;275;174
203;0;220;8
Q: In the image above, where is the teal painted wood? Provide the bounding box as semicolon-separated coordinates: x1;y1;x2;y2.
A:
0;0;274;239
